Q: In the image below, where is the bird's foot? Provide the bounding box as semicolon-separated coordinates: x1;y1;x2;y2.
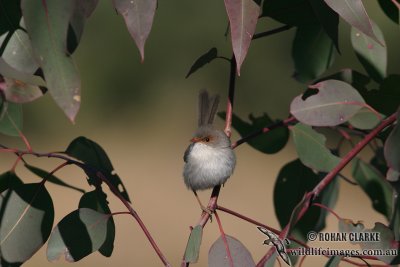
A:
200;205;214;222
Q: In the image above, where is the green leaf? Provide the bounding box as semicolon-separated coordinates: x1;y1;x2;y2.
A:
274;159;339;239
351;20;387;83
79;190;115;257
262;0;318;26
208;235;255;267
348;108;383;130
290;79;365;126
186;48;218;78
47;208;110;262
2;77;45;104
291;123;341;172
308;0;339;51
323;0;382;44
218;112;289;154
21;0;81;122
2;29;39;74
184;225;203;263
0;183;54;263
292;24;335;83
69;0;99;43
317;69;370;92
0;171;23;193
113;0;157;61
25;163;85;194
0;101;23;136
324;256;343;267
384;110;400;173
378;0;399;24
224;0;260;74
0;58;45;87
65;137;130;202
0;0;21;36
359;75;400;116
352;158;393;219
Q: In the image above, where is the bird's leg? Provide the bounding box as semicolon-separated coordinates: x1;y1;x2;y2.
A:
193;190;213;218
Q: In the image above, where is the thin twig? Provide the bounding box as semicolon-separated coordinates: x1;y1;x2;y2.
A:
253;25;293;40
224;55;236;137
391;0;400;9
214;211;234;267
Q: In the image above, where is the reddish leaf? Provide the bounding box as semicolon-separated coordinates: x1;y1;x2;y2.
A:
290;79;365;126
113;0;157;62
323;0;382;44
224;0;260;75
21;0;81;122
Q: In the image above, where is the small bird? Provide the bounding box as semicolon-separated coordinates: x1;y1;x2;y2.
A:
183;90;236;213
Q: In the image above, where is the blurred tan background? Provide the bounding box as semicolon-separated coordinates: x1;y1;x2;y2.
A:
1;1;400;266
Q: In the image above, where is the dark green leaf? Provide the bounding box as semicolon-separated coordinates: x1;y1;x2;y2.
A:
47;208;110;262
378;0;399;24
308;0;339;52
274;159;338;239
371;148;389;176
291;123;341;172
65;137;130;202
384;110;400;173
21;0;81;122
0;0;21;36
0;183;54;263
186;48;218;78
79;190;115;257
262;0;318;26
0;171;23;194
208;235;255;267
351;20;387;83
0;102;22;136
323;0;382;44
349;108;382;130
359;75;400;116
113;0;157;61
224;0;260;74
352;158;393;219
218;112;289;154
25;163;85;194
292;24;335;83
324;256;343;267
184;225;203;263
290;80;365;126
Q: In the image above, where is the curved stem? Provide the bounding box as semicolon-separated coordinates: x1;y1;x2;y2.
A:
214;211;234;267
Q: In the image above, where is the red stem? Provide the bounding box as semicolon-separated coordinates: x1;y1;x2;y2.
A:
312;203;341;220
214;211;234;267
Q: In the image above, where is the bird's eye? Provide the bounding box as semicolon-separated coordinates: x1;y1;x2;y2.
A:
204;137;210;142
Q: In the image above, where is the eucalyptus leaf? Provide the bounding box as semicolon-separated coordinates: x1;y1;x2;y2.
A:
184;225;203;263
186;48;218;78
0;102;22;136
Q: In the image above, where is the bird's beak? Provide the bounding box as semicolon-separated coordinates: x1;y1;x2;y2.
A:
190;137;202;143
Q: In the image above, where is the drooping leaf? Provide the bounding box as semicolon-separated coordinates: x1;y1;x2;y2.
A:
0;0;21;36
290;79;365;126
292;24;335;83
224;0;260;75
0;58;45;87
274;159;339;239
25;163;85;194
0;183;54;263
186;48;218;78
378;0;400;24
2;29;39;74
113;0;157;61
0;102;22;136
359;75;400;116
21;0;81;122
291;123;341;172
208;235;255;267
323;0;382;44
348;108;382;130
47;208;110;262
352;158;393;219
218;112;289;154
70;0;99;42
65;137;130;202
0;171;23;194
79;190;115;257
2;77;45;104
351;20;387;83
184;225;203;263
324;256;343;267
308;0;339;51
262;0;318;26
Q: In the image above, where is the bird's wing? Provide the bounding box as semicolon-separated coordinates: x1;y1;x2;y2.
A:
183;143;195;163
